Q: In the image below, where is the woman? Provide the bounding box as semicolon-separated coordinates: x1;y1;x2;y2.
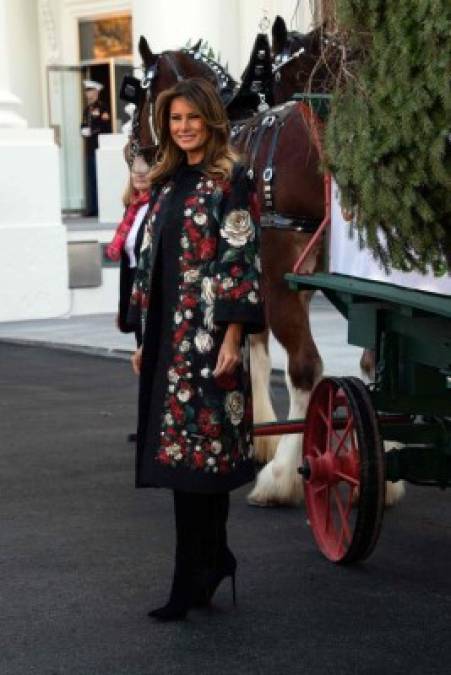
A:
130;78;265;621
107;154;152;347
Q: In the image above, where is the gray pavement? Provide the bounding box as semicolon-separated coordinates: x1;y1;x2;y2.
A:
0;294;363;375
1;343;451;675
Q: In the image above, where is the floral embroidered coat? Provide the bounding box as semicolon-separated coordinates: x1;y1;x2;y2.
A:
131;161;265;493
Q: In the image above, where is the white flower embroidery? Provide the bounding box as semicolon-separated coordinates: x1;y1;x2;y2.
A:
181;235;190;249
174;311;183;324
248;291;258;304
225;391;245;426
180;339;191;353
168;367;179;384
164;413;174;425
200;367;211;378
204;305;214;330
255;254;262;273
211;440;222;454
194;329;213;353
193;212;207;226
177;388;192;402
184;208;192;217
207;457;216;466
184;309;193;319
220;210;255;247
167;443;180;456
201;277;216;304
184;269;200;283
221;277;234;290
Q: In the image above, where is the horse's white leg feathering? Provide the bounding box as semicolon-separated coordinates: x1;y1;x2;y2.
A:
248;364;310;506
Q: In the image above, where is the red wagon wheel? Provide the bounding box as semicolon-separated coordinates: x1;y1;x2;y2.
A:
301;376;385;563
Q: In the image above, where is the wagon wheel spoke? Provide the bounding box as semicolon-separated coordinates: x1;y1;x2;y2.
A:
313;483;327;494
332;487;352;544
312;443;323;457
333;416;354;456
318;386;342;445
334;470;359;487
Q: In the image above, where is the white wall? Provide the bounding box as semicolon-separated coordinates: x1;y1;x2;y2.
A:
0;129;69;322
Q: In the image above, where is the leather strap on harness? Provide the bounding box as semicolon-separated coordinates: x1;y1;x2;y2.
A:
243;102;323;234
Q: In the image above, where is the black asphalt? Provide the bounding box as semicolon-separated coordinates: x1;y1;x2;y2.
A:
1;343;450;675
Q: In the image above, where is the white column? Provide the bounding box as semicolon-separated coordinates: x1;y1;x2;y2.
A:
0;0;69;321
0;0;26;127
132;0;241;78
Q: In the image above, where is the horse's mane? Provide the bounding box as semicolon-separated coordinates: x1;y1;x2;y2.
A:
181;42;238;106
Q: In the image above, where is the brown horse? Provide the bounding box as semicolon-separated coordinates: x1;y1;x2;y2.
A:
271;15;339;104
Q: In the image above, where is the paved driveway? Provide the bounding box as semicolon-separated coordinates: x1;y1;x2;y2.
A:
1;344;450;675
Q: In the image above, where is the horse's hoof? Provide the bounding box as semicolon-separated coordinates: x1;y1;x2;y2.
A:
385;480;406;507
247;461;304;507
246;493;273;507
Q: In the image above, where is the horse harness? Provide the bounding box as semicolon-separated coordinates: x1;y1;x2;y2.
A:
132;47;322;234
239;102;322;234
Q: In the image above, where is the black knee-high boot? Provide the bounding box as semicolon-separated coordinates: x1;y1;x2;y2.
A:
148;491;201;621
196;493;237;606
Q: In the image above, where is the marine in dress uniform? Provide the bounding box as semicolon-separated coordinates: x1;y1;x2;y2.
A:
80;80;111;217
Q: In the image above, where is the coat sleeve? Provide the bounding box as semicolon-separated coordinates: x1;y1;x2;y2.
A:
213;165;266;334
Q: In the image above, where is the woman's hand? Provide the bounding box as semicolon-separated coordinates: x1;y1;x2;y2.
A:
213;324;242;378
131;346;143;375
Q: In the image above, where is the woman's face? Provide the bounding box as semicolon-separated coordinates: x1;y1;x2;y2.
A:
169;96;209;157
131;156;151;193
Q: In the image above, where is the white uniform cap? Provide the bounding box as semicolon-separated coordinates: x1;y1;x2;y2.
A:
83;80;103;91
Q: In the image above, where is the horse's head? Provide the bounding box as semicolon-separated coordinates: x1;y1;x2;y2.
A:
271;16;336;104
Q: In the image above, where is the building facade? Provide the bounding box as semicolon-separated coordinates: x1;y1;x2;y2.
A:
0;0;314;321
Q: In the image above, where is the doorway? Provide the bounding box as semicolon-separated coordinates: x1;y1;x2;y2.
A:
47;58;133;213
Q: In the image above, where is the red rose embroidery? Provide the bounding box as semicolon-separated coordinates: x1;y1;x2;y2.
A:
157;451;171;465
193;452;205;469
169;396;185;423
230;281;253;300
196;237;217;260
186;224;202;242
182;295;197;309
230;265;243;278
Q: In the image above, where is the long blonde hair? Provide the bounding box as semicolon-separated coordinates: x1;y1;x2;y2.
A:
150;78;239;184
